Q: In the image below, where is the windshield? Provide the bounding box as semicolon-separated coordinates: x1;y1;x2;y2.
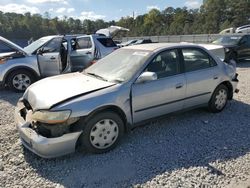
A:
84;49;152;83
213;36;242;45
23;36;54;54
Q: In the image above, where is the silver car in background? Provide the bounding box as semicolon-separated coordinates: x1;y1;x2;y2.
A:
15;43;239;158
0;34;118;92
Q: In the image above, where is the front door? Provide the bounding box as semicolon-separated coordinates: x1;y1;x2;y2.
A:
131;49;186;123
37;37;62;77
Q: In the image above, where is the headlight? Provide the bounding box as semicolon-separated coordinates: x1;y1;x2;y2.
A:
32;110;71;124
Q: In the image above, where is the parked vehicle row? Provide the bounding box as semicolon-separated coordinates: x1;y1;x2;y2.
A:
219;24;250;34
15;43;239;158
212;34;250;62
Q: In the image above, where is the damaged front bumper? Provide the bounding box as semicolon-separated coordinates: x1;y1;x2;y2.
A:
15;102;82;158
232;73;239;94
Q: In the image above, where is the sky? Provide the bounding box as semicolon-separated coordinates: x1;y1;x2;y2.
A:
0;0;203;21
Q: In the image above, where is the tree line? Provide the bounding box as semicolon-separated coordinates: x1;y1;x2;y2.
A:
0;0;249;40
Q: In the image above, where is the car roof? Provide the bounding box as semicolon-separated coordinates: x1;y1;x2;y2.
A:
123;43;207;52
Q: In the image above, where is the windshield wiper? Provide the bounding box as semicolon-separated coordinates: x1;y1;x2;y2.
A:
86;72;108;82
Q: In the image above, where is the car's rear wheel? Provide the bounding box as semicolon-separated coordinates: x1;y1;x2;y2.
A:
7;70;35;92
208;84;228;113
79;111;124;153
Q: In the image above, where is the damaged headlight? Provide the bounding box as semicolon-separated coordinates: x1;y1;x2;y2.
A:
32;110;71;124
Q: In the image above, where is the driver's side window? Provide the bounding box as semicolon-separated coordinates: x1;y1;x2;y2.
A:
42;37;62;53
145;49;180;79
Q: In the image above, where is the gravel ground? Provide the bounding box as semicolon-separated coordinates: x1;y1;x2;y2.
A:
0;62;250;188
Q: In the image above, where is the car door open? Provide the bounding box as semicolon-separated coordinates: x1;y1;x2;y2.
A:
37;37;63;77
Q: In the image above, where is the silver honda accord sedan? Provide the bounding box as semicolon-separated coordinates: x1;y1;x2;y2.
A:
15;43;239;158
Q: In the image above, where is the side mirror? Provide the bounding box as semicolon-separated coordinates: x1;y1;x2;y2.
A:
136;71;157;84
37;48;44;55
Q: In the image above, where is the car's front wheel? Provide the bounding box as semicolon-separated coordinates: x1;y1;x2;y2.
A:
7;70;35;92
208;84;229;113
79;111;124;154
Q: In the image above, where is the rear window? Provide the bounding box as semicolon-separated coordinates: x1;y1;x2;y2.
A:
97;38;117;47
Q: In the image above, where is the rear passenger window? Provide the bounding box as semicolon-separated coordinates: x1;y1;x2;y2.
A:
97;38;116;47
182;48;216;72
76;37;92;49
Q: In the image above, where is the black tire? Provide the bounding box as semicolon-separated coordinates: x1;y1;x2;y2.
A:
79;111;124;154
7;70;35;92
208;84;229;113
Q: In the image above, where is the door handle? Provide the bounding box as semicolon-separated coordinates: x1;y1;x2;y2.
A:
176;83;184;89
86;51;92;55
50;57;56;60
213;75;219;80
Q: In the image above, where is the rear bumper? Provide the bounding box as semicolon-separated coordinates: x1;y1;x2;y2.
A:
15;102;82;158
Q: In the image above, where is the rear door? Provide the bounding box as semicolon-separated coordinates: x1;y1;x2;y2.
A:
181;47;219;108
131;49;186;123
70;36;94;72
37;37;62;77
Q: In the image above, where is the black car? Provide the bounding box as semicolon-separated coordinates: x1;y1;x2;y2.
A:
212;34;250;62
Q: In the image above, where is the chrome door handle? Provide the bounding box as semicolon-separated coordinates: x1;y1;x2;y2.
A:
176;83;183;89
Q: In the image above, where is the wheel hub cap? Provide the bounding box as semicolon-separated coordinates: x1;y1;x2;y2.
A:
90;119;119;149
12;74;31;91
215;89;227;110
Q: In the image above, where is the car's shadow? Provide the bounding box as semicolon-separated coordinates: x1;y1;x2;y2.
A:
23;99;250;188
0;88;22;105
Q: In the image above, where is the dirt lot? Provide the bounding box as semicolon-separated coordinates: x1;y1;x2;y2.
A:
0;62;250;188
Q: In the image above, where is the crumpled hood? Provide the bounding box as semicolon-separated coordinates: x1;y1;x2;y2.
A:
23;72;115;110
